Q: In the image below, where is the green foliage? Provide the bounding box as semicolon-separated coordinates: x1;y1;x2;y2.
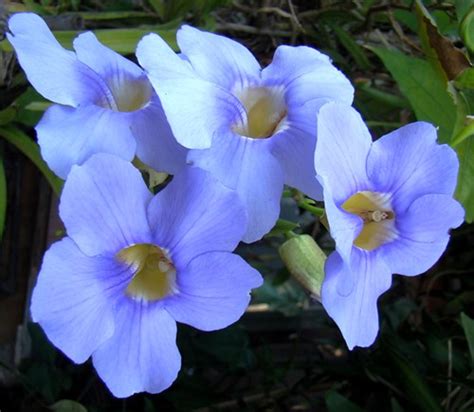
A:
461;312;474;366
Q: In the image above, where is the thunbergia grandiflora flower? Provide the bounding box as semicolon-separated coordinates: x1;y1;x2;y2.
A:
31;154;262;397
136;26;354;243
315;103;464;349
7;13;186;178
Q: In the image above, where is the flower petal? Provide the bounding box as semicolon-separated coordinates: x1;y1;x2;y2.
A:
177;25;261;90
137;32;245;149
262;45;354;107
7;13;110;107
165;252;262;331
379;194;464;276
148;167;247;265
188;133;284;243
31;238;129;363
322;249;392;349
37;104;137;179
131;99;188;174
60;154;152;256
315;102;372;203
367;122;459;213
92;299;180;397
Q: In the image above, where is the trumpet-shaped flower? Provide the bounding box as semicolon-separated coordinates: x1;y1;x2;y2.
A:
31;154;262;397
136;26;354;243
7;13;186;179
315;103;464;349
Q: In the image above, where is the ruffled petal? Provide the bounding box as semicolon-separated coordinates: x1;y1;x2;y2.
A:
262;45;354;107
36;104;137;179
137;33;245;149
31;238;129;363
177;25;261;90
60;154;152;256
92;298;180;397
148;167;247;265
165;252;262;331
188;133;284;243
7;13;110;107
366;122;459;213
322;249;392;349
379;194;464;276
131;99;188;174
315;102;372;203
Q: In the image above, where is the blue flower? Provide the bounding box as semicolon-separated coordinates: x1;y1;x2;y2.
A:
7;13;187;179
136;26;354;243
30;155;262;397
314;103;464;349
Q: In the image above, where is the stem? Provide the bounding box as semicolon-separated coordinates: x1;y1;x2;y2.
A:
298;200;325;217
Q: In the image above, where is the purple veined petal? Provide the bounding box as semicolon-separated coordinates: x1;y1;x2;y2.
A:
7;13;111;107
31;237;130;363
262;45;354;108
137;33;196;81
60;154;152;257
321;249;392;350
188;133;284;243
147;166;247;265
176;25;261;90
379;193;464;276
315;102;372;203
165;252;262;331
37;104;137;179
366;122;459;213
268;100;327;200
73;31;143;79
92;298;180;397
131;99;188;175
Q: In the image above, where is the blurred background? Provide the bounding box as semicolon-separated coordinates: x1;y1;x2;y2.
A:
0;0;474;411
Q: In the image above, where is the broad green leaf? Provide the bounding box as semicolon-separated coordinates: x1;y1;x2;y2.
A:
0;107;16;126
460;312;474;367
325;390;364;412
455;67;474;89
460;6;474;53
455;138;474;221
279;234;326;297
0;126;62;195
1;26;178;54
332;26;372;70
456;0;474;23
371;47;457;142
50;400;87;412
452;116;474;146
0;155;6;240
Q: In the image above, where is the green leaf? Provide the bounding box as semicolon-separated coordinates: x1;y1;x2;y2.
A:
279;234;326;297
455;138;474;221
371;47;457;142
460;312;474;367
325;390;364;412
332;26;372;70
455;67;474;89
0;155;6;240
460;6;474;53
50;400;87;412
0;126;62;195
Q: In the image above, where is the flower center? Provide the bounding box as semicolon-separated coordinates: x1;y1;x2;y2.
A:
342;191;396;251
117;243;176;301
233;86;287;139
104;75;153;112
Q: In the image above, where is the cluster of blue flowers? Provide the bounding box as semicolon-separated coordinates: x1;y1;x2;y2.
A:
8;12;464;397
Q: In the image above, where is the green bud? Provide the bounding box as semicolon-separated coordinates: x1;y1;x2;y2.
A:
278;234;327;299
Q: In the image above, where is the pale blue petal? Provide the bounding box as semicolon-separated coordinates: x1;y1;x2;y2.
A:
31;238;129;363
188;133;284;243
379;194;464;276
148;167;247;265
315;102;372;204
60;154;152;256
165;252;262;331
131;100;188;174
262;45;354;107
322;249;392;350
367;122;459;213
7;13;111;107
37;104;137;179
92;298;180;397
177;25;261;90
